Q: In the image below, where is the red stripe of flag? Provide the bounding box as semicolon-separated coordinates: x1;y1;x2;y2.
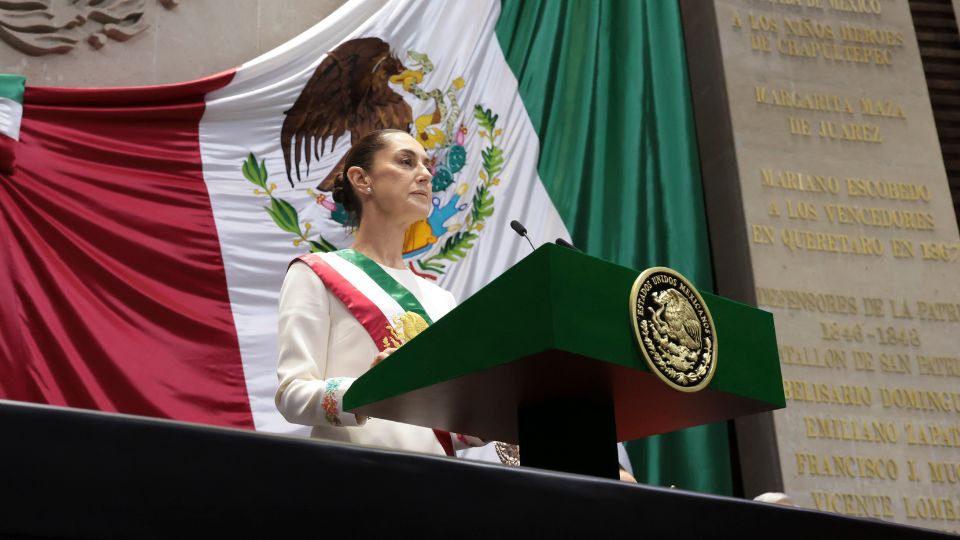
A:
0;135;16;174
0;71;255;428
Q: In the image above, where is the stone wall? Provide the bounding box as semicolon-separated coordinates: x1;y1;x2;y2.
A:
0;0;347;87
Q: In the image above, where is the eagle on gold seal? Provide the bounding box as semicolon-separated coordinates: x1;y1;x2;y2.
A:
382;311;430;349
629;267;718;392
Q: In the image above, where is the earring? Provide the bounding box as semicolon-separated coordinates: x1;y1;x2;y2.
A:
367;187;372;193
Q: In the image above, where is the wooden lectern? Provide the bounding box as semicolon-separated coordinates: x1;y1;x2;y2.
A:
344;244;784;479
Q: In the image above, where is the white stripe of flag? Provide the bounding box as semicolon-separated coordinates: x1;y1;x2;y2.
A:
0;96;23;141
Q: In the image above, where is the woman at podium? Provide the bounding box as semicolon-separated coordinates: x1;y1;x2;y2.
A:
275;129;482;456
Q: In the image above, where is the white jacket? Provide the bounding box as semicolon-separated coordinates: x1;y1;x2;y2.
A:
276;260;458;456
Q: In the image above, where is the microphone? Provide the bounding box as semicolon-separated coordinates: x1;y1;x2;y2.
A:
510;219;536;252
555;238;580;251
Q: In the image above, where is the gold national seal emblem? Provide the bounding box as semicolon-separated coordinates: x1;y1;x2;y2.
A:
629;267;718;392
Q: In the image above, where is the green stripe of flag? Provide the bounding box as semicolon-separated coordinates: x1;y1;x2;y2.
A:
496;0;733;496
336;249;434;325
0;75;25;105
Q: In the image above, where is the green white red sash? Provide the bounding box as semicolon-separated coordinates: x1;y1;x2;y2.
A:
292;249;454;455
294;249;433;349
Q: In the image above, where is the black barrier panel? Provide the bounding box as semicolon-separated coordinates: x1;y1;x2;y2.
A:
0;401;949;539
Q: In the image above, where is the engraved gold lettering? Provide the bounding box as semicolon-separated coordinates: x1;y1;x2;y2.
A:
890;239;915;258
845;178;930;202
928;461;960;485
817;120;883;143
756;287;858;315
859;97;907;119
839;23;903;46
784;380;870;405
880;387;960;414
903;420;960;448
752;224;776;244
780;228;885;256
760;168;840;194
916;302;960;322
779;345;848;369
756;86;854;113
919;242;960;262
903;495;960;522
786;199;819;220
828;0;882;15
804;415;899;443
795;453;898;480
917;355;960;377
822;203;935;230
812;491;895;518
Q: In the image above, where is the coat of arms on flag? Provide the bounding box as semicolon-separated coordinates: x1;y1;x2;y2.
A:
239;37;504;280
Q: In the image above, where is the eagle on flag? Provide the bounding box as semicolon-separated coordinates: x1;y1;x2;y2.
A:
280;37;413;189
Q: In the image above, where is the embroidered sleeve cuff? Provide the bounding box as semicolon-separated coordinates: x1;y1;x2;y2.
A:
320;377;366;427
451;433;487;451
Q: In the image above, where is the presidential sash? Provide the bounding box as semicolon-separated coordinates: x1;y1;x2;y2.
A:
292;249;455;456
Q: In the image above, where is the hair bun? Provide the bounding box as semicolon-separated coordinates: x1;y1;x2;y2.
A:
331;171;347;204
331;170;360;217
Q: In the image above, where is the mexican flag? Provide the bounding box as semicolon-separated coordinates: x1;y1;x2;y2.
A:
0;0;729;494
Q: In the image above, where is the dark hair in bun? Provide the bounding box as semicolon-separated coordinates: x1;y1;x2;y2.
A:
332;129;409;226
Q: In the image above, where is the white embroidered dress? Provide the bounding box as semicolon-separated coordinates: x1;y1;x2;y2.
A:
276;258;458;456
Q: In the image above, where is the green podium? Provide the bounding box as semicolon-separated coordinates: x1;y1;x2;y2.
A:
344;244;784;479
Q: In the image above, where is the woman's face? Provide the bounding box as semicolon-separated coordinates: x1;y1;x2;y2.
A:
363;132;433;224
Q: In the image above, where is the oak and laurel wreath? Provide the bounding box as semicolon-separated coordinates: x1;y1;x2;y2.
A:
640;320;713;386
241;154;336;253
414;105;501;275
